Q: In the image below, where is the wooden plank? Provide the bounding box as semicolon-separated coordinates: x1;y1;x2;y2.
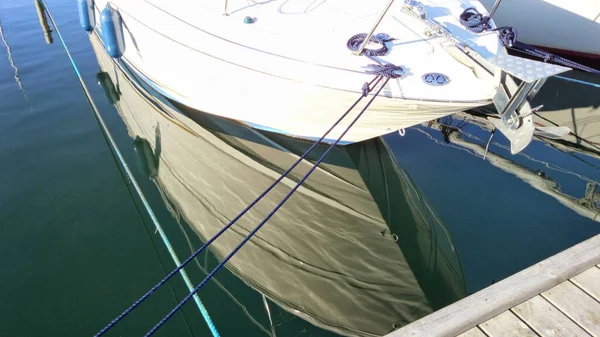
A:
385;234;600;337
511;296;591;337
542;281;600;336
458;327;488;337
479;311;538;337
571;266;600;302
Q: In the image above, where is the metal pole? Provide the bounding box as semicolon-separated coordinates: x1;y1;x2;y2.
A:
224;0;229;15
353;0;395;56
488;0;502;20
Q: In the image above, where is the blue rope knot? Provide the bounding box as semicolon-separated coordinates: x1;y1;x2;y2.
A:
365;64;405;79
459;7;491;33
495;26;517;48
347;33;395;56
361;82;370;97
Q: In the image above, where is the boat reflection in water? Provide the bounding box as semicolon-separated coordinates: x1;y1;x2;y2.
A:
89;32;466;336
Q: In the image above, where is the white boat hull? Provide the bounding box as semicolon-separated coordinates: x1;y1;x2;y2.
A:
479;0;600;59
88;0;502;144
121;52;488;144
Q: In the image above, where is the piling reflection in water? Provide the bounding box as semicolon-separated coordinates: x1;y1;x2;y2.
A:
34;0;53;44
89;31;467;336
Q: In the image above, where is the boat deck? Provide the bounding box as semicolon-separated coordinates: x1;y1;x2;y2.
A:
386;233;600;337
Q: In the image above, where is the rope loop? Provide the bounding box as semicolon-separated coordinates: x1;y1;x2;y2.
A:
459;7;491;33
495;26;517;48
347;33;394;57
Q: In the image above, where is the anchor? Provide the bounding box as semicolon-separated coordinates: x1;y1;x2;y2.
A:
486;54;572;154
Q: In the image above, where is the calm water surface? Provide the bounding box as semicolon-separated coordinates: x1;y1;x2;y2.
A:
1;1;599;336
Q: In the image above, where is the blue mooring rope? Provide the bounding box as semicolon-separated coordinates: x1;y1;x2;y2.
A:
459;7;600;75
37;1;220;336
555;75;600;89
142;70;401;337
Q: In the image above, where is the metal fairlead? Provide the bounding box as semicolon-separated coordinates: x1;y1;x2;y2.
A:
422;73;450;86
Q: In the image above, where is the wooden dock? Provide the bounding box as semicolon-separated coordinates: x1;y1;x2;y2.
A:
386;234;600;337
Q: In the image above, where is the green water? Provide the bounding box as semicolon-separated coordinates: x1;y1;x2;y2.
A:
1;1;600;337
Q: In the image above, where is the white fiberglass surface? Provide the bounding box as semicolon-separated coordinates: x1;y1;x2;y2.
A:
113;0;497;101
